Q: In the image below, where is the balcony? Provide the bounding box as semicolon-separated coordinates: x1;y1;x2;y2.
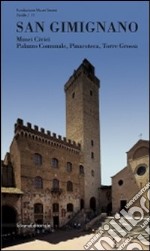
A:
51;188;63;196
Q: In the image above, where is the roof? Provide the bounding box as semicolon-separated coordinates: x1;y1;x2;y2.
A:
100;185;111;189
126;139;149;153
1;187;24;194
111;166;128;178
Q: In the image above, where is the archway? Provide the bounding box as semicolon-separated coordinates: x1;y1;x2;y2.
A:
80;199;84;210
106;202;112;216
90;197;96;212
34;203;43;224
2;205;17;235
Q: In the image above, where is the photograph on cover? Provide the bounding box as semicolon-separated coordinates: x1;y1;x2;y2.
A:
1;1;149;250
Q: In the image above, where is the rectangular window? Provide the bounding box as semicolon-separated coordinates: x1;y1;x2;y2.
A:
53;203;59;212
91;152;94;159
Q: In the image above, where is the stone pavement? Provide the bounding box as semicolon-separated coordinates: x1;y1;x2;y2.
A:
2;217;149;250
2;229;94;250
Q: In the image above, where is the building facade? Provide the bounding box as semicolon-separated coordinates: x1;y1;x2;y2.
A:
2;59;101;234
112;139;149;214
2;59;149;237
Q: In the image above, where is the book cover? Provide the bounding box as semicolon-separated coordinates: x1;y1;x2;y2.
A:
1;1;149;250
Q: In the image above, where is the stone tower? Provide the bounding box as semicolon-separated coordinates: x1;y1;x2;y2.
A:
64;59;101;211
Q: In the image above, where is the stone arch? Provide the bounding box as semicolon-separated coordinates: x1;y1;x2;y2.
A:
28;133;31;138
80;199;84;210
53;203;59;212
34;203;43;224
2;205;17;234
67;203;73;212
67;181;73;191
90;197;96;212
106;202;112;216
133;147;149;160
21;131;24;137
53;178;59;189
79;165;84;175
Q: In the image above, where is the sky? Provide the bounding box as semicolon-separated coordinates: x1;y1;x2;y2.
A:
1;1;149;185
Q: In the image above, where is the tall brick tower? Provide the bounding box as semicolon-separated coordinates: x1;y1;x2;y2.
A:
64;59;101;211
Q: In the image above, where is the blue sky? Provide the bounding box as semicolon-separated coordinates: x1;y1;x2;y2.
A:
1;1;149;185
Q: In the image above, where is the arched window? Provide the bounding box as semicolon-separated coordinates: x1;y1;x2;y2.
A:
2;164;15;187
34;153;42;166
51;158;59;168
79;165;84;175
133;147;149;160
80;199;84;210
72;92;75;99
34;203;43;214
91;152;94;159
53;179;59;189
67;203;73;212
67;181;73;191
53;203;59;212
34;203;43;224
67;162;72;172
90;197;96;212
34;176;43;189
90;90;93;96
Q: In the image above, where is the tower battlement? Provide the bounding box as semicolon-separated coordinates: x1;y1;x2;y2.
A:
14;118;81;152
64;58;100;91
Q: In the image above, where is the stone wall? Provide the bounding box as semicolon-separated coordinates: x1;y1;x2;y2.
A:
112;140;149;214
9;120;84;228
65;59;101;211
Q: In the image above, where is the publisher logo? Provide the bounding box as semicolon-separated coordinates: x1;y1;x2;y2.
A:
84;182;150;250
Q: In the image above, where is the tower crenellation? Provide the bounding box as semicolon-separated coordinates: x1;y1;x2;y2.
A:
14;118;81;152
64;58;100;93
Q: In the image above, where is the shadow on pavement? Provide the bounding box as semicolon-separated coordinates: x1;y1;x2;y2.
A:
2;228;92;248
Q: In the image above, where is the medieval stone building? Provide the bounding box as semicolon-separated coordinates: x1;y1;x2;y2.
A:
112;139;149;214
2;59;101;234
2;59;149;236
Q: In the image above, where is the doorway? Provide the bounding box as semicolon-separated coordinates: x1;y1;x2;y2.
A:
2;205;17;235
90;197;96;212
120;200;127;210
53;216;59;229
80;199;84;210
